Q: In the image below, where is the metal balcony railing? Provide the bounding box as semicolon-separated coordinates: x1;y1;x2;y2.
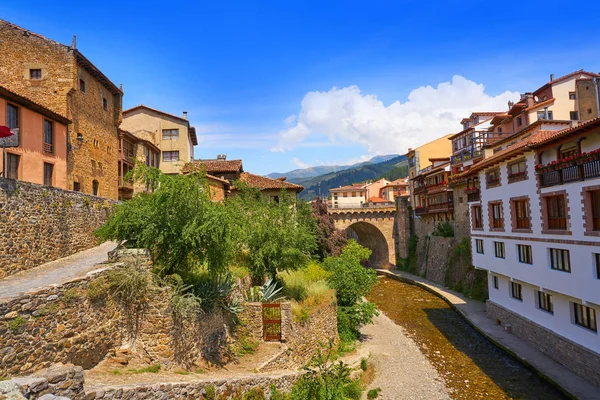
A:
540;160;600;188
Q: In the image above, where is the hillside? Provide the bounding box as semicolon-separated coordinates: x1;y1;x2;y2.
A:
296;155;408;200
268;154;399;181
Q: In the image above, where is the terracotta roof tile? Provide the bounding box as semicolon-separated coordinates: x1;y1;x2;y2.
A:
182;159;244;174
368;196;392;203
238;172;304;192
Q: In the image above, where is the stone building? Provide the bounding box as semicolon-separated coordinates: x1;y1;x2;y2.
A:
0;19;123;199
120;105;198;175
117;129;160;200
0;85;70;189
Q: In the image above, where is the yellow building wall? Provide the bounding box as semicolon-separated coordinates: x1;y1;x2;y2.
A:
121;110;192;175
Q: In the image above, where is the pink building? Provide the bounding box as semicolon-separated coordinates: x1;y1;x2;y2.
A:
0;85;69;188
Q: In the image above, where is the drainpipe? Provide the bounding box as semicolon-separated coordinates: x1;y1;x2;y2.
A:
594;78;600;118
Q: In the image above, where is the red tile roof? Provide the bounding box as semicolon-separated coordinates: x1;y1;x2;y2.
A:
535;70;600;93
330;184;366;192
237;172;304;192
530;117;600;148
368;196;392;203
182;159;244;174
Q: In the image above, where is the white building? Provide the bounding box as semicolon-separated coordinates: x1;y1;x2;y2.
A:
466;117;600;386
330;184;366;208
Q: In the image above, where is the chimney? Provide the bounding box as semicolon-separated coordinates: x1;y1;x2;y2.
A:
71;35;77;49
183;111;188;120
524;92;534;108
216;154;227;161
550;73;555;81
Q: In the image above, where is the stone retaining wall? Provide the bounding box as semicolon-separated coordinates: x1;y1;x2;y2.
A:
0;178;116;278
487;300;600;387
0;364;85;400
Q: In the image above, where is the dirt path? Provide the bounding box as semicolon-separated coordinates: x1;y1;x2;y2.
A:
0;241;117;301
358;313;451;400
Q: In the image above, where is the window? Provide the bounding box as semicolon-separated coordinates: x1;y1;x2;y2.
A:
490;203;504;229
162;129;179;140
508;160;526;179
43;163;53;186
569;92;577;100
511;282;522;301
30;69;42;80
343;192;348;198
591;190;600;231
73;182;81;192
103;98;108;111
514;199;530;229
493;276;498;289
550;248;570;272
537;110;554;120
6;153;19;180
517;116;522;126
472;206;483;229
537;292;553;314
486;169;500;186
475;239;484;254
79;79;86;93
352;192;356;197
93;139;99;149
494;241;505;258
162;151;179;162
595;253;600;279
498;127;503;133
92;180;99;196
573;303;597;332
6;103;18;130
560;145;577;159
570;111;579;121
43;119;53;153
546;195;567;230
517;244;532;264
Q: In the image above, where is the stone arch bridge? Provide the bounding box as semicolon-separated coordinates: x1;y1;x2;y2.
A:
328;206;398;269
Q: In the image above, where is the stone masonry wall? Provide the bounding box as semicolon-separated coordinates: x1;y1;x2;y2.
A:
0;177;116;278
261;300;338;371
487;301;600;387
0;364;85;400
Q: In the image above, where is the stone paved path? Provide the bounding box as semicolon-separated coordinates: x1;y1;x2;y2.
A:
377;269;600;400
0;241;118;302
358;313;451;400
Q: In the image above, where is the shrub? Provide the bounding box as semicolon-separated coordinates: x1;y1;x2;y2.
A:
86;277;108;303
291;301;310;324
432;222;454;238
204;384;216;400
360;358;368;372
367;388;381;399
8;315;26;332
62;288;81;304
233;337;259;357
107;265;150;307
337;301;378;343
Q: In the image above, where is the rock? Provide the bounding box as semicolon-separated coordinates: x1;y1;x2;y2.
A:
46;295;59;302
4;311;18;319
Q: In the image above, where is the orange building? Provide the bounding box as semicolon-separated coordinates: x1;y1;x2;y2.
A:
0;85;70;188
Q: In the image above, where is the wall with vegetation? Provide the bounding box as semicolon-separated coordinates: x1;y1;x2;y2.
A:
0;177;116;278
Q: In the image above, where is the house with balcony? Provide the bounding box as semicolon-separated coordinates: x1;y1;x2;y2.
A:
117;129;160;200
467;116;600;386
411;158;453;224
380;178;409;202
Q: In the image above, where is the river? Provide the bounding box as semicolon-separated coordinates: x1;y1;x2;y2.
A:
367;277;568;400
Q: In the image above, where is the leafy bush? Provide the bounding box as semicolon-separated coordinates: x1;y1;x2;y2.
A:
432;222;454;238
337;302;378;343
323;240;377;306
360;359;368;372
291;301;310;324
367;388;381;399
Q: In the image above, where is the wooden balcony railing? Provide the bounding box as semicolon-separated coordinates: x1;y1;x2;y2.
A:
427;201;454;212
118;177;133;189
467;192;480;202
540;159;600;188
414;206;428;215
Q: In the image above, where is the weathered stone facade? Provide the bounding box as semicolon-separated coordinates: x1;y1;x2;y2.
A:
487;300;600;387
576;78;600;121
0;178;116;278
0;20;122;199
0;364;84;400
330;207;396;268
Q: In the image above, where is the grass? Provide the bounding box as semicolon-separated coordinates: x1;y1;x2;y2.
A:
367;388;382;399
279;263;334;323
131;364;161;374
62;288;81;304
360;358;368;371
233;337;259;357
86;277;108;302
195;367;206;374
110;369;122;375
8;316;26;332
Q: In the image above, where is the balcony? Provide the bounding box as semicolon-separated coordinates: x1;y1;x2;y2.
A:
414;206;428;215
427;201;454;213
539;159;600;188
465;187;480;202
413;185;427;194
118;177;133;190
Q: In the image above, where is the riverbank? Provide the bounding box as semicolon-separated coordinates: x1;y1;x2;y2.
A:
377;269;600;400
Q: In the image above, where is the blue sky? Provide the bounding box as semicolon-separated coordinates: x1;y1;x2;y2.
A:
3;1;600;175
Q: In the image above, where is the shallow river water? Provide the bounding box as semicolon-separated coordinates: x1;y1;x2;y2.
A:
367;277;568;400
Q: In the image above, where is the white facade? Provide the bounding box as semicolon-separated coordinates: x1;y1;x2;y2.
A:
330;186;366;208
470;131;600;355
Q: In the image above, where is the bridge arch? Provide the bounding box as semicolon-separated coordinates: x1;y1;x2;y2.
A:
345;221;390;268
328;206;396;269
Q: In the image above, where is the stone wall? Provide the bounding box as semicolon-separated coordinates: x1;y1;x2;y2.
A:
0;178;116;278
487;301;600;387
0;364;84;400
261;300;338;371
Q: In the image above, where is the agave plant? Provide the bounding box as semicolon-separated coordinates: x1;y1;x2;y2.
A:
244;278;285;303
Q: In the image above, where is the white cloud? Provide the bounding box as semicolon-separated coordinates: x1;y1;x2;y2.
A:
272;75;520;154
291;157;313;168
291;154;372;169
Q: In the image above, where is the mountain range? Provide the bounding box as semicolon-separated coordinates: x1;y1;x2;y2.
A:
284;155;409;200
267;155;400;181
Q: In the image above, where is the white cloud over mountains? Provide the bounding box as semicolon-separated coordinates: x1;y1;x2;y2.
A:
272;75;520;155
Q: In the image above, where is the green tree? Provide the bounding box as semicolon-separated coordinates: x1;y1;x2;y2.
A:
231;183;317;283
96;165;237;278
